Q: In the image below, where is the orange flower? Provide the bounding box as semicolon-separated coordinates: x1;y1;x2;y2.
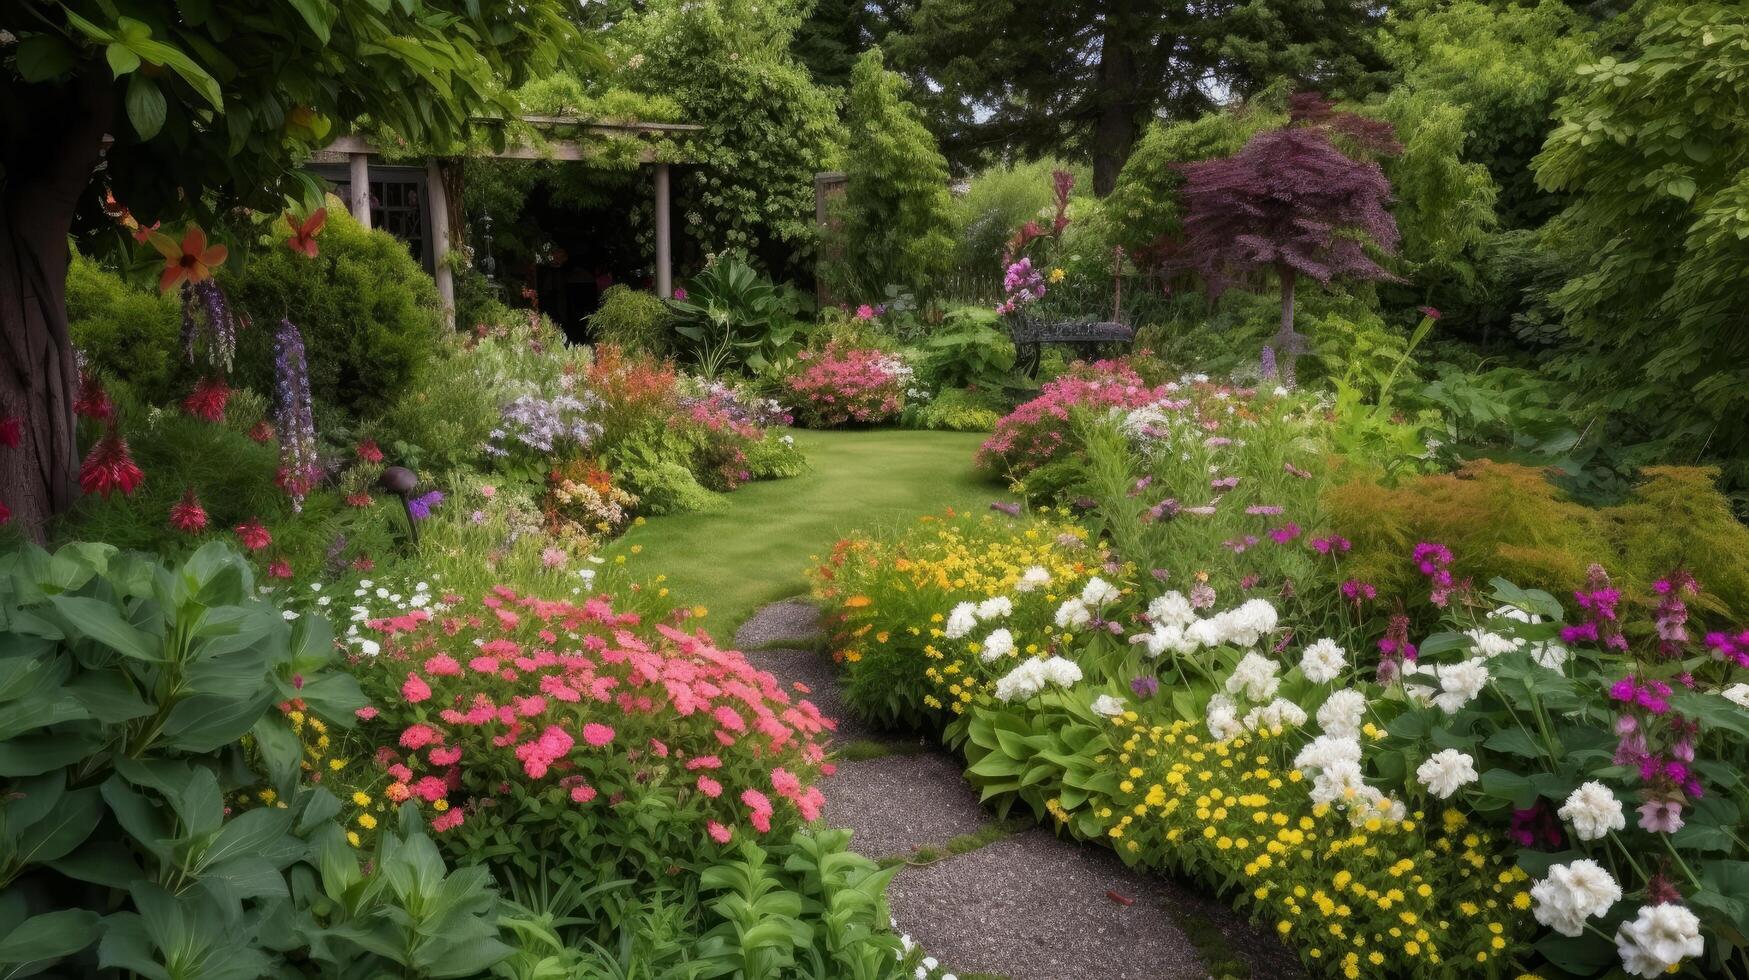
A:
843;595;872;608
150;225;228;293
284;208;327;258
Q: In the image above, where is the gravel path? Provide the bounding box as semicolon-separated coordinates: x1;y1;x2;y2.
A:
737;601;1302;980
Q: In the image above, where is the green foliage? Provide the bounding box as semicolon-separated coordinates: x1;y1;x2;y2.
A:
918;307;1015;390
950;158;1090;280
1533;2;1749;478
0;540;506;977
833;48;956;299
1374;90;1498;286
612;0;843;277
65;253;182;405
29;0;586;244
1327;460;1749;621
1380;0;1595;229
1105;91;1287;260
221;202;444;419
904;387;1006;433
743;432;810;480
669;253;805;376
590;285;674;356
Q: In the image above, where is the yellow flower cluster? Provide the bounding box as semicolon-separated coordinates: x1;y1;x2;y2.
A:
1083;718;1533;978
810;511;1095;724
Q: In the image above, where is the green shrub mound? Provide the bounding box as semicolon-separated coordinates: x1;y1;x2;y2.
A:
590;284;673;355
66;253;183;405
220;201;444;418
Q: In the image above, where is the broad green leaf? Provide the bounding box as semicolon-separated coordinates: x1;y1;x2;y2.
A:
49;595;160;661
13;787;102;867
12;35;76;82
0;908;100;967
126;74;167;140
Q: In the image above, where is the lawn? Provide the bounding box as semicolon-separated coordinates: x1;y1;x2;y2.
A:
619;427;1007;634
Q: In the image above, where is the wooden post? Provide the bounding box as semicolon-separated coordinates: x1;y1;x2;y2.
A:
653;162;672;299
426;157;454;328
348;152;371;229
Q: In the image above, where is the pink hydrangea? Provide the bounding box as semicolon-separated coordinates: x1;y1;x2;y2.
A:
401;672;432;703
582;722;615;747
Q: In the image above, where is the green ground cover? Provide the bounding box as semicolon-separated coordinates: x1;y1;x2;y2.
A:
620;427;1004;633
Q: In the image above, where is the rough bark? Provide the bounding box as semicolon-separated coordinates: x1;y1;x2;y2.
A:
1274;264;1303;384
1090;12;1139;197
1;71;114;542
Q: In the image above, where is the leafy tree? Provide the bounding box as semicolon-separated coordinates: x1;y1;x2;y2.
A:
611;0;843;280
1174;100;1401;374
835;47;955;298
0;0;581;540
1533;2;1749;477
889;0;1387;194
792;0;905;91
1379;0;1596;229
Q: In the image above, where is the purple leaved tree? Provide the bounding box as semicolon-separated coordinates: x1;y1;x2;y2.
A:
1178;101;1401;380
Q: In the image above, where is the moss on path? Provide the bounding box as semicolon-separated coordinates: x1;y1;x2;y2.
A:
618;427;1005;634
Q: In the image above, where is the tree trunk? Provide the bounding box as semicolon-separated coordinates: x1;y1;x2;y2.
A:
1090;11;1139;197
1274;264;1302;384
1;72;114;543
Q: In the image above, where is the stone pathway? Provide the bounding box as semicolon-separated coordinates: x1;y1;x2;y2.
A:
736;601;1305;980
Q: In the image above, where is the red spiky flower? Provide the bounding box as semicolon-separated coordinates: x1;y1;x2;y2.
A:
74;371;114;421
182;377;231;423
79;426;145;499
234;518;272;551
356;439;384;463
248;420;275;444
266;557;294;580
169;487;209;534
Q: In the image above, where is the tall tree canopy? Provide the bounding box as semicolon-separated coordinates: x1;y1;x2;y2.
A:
0;0;583;538
889;0;1387;194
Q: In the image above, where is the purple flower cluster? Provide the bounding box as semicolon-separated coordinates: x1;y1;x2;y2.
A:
1310;535;1351;554
1376;612;1416;684
271;319;319;512
1652;571;1697;658
1341;578;1377;606
1130;676;1160;699
1560;564;1627;651
1413;541;1456;607
995;258;1046;315
408;490;444;521
181;280;238;371
678;382;793;429
487;394;603;457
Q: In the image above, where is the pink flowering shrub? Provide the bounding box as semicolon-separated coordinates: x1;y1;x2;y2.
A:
977;359;1168;477
784;343;912;427
347;584;836;886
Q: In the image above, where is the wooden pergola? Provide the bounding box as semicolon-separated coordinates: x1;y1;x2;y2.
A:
313;117;702;324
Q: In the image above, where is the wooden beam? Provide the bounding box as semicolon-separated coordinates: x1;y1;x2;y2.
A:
654;162;672;299
324;133;668;164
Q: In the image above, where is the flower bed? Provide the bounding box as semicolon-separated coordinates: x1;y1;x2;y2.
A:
784;342;913;427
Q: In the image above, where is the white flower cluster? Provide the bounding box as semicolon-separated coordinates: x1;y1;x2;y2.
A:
1557;781;1625;841
1316;689;1367;740
1531;859;1621;937
946;591;1016;641
1297;638;1347;684
1414;748;1478;799
1134;596;1280;657
1090;694;1127;717
1202;648;1307;743
1225;652;1281;702
1616;903;1704;977
1290;732;1404;824
1477;604;1569;670
1722;682;1749;708
980;628;1015;663
993;656;1083;703
1014;566;1053;593
1402;657;1490;714
305;575;448;657
1054;576;1121;631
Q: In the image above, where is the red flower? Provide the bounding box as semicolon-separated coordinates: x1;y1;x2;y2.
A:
169;488;208;534
79;428;144;499
345;492;373;508
0;416;19;448
356;439;384;463
284;208;327;258
148;224;228;293
1418;305;1442;321
0;499;10;526
74;371;113;421
266;558;293;580
351;555;375;572
235;518;272;551
248;420;275;443
182;377;231;422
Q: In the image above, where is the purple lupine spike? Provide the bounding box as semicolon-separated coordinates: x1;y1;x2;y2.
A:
179;280;237;371
272;318;319;512
1259;344;1277;382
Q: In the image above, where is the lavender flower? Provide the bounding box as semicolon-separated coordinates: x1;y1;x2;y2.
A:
1130;676;1160;699
181;280;237;371
487;393;603;457
1259;344;1277;382
272;319;318;511
407;490;444;521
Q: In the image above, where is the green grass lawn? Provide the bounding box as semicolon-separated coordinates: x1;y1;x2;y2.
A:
618;428;1007;637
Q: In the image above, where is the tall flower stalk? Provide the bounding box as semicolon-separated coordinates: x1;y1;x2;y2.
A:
272;318;319;511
